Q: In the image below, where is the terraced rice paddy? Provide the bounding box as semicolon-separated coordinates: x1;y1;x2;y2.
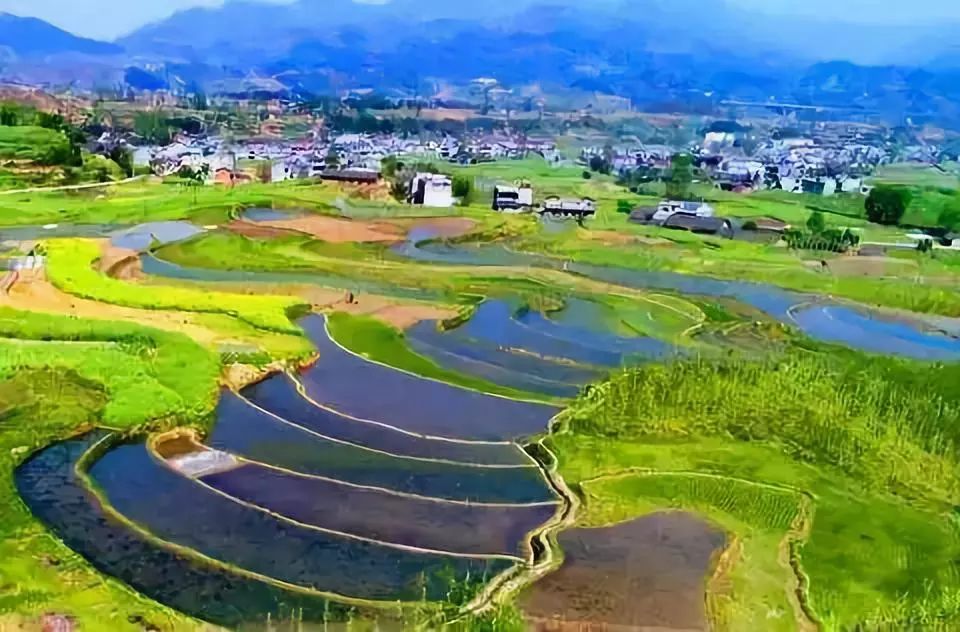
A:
298;314;559;441
7;169;960;631
16;319;562;624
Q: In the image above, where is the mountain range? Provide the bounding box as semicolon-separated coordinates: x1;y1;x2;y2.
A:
1;1;960;125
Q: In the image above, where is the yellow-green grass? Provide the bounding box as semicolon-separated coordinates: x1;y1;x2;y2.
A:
0;369;201;631
46;239;308;334
0;310;220;630
0;125;70;163
0;306;219;426
326;312;560;404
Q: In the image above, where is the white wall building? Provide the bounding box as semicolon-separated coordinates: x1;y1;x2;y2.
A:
410;173;453;208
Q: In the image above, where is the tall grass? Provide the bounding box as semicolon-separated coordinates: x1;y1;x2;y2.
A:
46;239;308;334
566;352;960;503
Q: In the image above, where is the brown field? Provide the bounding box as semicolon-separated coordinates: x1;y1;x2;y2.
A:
521;512;726;631
252;215;407;243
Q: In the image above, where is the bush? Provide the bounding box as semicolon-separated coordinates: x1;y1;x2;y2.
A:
582;170;592;180
865;185;911;225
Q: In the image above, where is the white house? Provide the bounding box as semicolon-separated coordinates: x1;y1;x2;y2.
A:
409;173;453;208
652;200;715;223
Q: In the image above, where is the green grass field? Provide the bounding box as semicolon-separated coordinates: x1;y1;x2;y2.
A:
550;348;960;629
0;307;221;631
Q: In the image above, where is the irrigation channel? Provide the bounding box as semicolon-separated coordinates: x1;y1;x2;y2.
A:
15;315;572;627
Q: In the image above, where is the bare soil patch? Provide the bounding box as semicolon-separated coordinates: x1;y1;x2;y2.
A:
1;277;224;347
521;512;726;631
98;243;142;280
254;216;406;243
821;255;918;278
405;217;478;240
225;220;304;240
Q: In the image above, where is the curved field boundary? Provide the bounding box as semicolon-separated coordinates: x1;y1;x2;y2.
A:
146;440;528;564
223;454;561;509
236;391;534;470
0;175;146;196
73;433;425;612
235;393;535;470
458;439;580;619
320;313;558;409
288;368;540;452
580;469;819;630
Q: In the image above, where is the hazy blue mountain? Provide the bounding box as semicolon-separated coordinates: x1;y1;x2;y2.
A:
0;13;120;57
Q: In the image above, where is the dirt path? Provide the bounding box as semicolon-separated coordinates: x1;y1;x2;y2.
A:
252;215;407;243
1;277;229;347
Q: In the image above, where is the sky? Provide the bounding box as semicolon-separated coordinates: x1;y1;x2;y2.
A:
2;0;960;40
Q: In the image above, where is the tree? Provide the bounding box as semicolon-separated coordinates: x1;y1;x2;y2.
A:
806;210;826;234
616;199;634;215
109;146;134;178
665;153;694;200
452;175;473;205
381;155;399;178
0;104;20;126
589;155;611;175
938;198;960;232
865;185;910;226
324;148;341;170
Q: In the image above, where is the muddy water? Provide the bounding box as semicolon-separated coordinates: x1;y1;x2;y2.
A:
522;513;726;631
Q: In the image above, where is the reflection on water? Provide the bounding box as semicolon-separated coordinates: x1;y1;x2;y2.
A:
14;433;365;628
110;221;205;251
89;441;510;601
395;237;960;361
299;314;560;441
242;207;304;222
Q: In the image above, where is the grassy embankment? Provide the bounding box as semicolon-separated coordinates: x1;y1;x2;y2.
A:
0;308;221;631
549;350;960;630
46;239;308;334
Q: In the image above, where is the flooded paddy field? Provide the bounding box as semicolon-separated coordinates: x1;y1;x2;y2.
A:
298;314;559;441
89;441;513;601
242;373;531;465
393;235;960;361
406;299;676;397
14;434;382;628
208;391;556;504
521;513;727;631
201;463;557;557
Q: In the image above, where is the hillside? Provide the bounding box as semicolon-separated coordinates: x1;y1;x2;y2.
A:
0;13;120;57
